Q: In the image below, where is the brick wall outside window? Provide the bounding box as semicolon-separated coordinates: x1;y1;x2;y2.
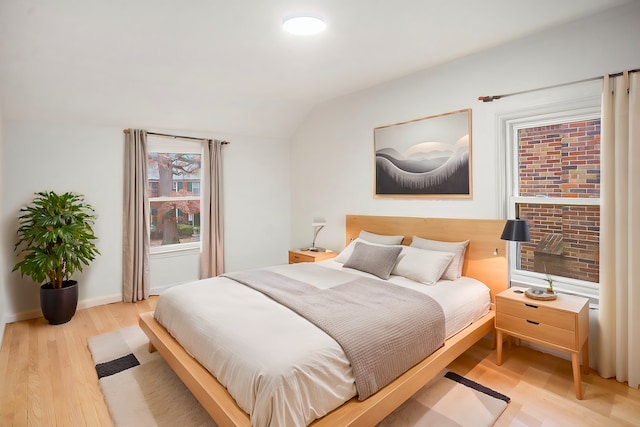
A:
516;119;600;283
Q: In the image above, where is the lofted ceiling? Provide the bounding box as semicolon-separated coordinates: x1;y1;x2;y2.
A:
0;0;632;138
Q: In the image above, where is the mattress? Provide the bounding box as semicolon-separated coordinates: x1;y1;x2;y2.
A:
154;260;490;427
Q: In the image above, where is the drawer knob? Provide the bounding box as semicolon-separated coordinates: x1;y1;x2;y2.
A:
526;319;540;325
525;303;539;309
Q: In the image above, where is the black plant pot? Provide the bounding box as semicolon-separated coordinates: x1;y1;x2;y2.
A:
40;280;78;325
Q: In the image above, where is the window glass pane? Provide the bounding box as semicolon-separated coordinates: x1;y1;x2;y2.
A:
518;119;600;198
147;150;202;248
150;200;201;247
150;182;159;198
147;152;202;199
516;203;599;283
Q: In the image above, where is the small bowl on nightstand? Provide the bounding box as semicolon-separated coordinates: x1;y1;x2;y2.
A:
525;287;557;301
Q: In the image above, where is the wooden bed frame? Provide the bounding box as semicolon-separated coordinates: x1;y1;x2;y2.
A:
139;215;507;427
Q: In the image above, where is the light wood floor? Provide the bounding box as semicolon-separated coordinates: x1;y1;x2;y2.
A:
1;300;639;426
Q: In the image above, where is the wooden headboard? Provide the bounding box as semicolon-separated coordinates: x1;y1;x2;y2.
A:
345;215;508;302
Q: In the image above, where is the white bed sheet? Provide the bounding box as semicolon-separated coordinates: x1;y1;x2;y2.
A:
154;260;490;427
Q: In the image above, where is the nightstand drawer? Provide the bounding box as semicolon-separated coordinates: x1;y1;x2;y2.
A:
289;252;314;263
496;312;577;349
288;250;337;264
497;297;576;331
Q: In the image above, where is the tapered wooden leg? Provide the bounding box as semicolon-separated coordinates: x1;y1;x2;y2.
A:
496;330;504;365
571;352;583;399
582;338;590;375
148;341;157;353
492;328;496;349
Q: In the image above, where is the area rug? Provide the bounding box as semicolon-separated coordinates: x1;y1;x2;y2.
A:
88;325;509;427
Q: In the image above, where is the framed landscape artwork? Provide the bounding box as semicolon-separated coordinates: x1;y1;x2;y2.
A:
374;108;472;198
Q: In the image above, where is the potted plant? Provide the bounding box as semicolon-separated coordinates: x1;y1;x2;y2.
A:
545;274;555;294
13;191;100;324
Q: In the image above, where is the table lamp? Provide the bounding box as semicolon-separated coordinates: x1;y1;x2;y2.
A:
308;222;326;252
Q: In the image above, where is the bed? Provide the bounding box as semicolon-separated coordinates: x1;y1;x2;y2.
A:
139;215;507;426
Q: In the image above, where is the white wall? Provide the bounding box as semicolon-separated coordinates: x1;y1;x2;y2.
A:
289;2;640;253
3;123;125;319
2;123;291;321
0;104;7;344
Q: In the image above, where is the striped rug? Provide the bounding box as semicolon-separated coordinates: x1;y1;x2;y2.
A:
88;325;509;427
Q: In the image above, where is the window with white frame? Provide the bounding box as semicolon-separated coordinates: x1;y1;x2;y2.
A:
504;105;601;299
147;137;203;254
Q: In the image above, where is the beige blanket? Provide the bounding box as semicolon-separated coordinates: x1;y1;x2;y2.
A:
223;269;445;400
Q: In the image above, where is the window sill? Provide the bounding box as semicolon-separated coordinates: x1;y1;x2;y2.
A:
150;243;201;258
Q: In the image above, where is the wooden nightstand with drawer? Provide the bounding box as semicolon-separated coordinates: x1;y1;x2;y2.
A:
288;249;337;264
495;287;590;399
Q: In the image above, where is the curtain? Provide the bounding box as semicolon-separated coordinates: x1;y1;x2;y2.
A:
200;139;224;278
598;71;640;388
123;129;151;302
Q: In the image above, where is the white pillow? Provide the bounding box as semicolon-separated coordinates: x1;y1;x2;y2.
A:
392;246;455;285
410;236;469;280
335;238;400;263
358;230;404;245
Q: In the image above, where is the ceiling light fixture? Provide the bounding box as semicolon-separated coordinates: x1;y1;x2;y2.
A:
282;14;326;35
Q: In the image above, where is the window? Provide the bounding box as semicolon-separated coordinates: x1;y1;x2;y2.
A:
504;105;601;299
147;137;203;254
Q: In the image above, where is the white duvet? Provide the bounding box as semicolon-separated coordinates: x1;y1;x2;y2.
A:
154;260;490;427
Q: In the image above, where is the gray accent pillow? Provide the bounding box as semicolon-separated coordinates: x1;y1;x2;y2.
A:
343;242;402;280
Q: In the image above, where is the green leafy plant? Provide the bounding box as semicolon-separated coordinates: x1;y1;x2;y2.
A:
13;191;100;288
177;223;194;238
545;274;554;293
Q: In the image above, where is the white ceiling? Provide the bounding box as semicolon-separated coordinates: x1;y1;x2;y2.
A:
0;0;632;137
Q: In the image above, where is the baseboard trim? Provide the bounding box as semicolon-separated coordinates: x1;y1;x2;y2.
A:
6;285;177;324
5;293;122;323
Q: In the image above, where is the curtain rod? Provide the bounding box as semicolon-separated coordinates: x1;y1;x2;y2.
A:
477;68;639;102
123;129;230;145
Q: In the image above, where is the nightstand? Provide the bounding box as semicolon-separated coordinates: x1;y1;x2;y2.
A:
495;287;590;399
288;249;337;264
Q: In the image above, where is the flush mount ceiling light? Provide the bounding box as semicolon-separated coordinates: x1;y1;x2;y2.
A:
282;14;326;35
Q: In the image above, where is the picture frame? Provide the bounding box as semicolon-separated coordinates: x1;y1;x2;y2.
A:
374;108;472;198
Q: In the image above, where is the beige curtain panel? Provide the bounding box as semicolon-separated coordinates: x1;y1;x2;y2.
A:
200;139;225;279
123;129;151;302
598;71;640;389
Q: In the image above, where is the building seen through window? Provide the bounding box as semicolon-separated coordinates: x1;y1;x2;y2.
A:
511;118;600;286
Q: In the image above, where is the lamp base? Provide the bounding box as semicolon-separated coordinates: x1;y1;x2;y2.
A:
525;288;557;301
307;247;326;252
